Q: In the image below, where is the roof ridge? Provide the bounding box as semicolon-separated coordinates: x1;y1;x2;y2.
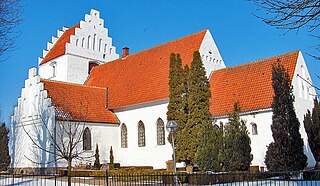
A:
212;50;300;74
40;78;107;90
99;29;208;66
127;29;207;57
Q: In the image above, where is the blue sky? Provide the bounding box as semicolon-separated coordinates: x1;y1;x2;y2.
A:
0;0;319;124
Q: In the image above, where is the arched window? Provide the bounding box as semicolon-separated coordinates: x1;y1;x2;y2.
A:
50;62;57;77
138;121;145;147
156;118;165;145
83;127;92;150
99;39;102;52
251;123;258;135
75;39;79;46
82;38;85;48
121;124;128;148
93;34;97;51
104;44;108;53
87;35;91;49
110;48;113;54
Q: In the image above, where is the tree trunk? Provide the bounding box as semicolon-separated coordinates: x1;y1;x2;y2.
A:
67;158;72;186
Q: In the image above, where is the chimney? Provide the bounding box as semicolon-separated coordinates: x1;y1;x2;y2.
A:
122;47;129;58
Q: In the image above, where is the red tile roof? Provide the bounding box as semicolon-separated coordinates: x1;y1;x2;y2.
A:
41;79;119;124
209;51;299;117
40;24;80;65
86;30;207;109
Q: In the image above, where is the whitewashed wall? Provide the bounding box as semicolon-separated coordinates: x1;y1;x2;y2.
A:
216;110;273;169
39;9;119;84
199;30;226;78
114;100;173;169
11;68;56;169
56;122;119;168
291;51;317;167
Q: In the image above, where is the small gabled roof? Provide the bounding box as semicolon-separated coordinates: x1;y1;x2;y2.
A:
209;51;299;117
41;79;119;124
86;30;207;109
40;24;80;65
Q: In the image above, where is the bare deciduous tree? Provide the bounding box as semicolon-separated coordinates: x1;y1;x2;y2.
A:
249;0;320;59
0;0;23;61
21;105;91;186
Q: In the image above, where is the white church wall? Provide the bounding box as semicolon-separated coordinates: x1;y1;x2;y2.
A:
39;9;119;84
11;68;56;171
114;100;173;169
215;110;273;169
55;122;119;168
199;30;226;78
291;51;317;167
39;55;68;82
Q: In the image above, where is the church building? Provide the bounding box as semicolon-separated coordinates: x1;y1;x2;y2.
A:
10;9;316;173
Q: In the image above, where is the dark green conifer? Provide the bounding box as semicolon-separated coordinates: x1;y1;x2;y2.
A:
223;103;252;171
183;51;211;163
0;123;10;170
265;62;307;171
195;121;222;171
93;143;100;170
167;53;187;162
304;98;320;168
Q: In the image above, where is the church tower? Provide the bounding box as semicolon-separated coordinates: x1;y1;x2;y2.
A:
38;9;119;84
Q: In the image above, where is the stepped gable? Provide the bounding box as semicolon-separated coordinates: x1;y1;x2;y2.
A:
40;24;80;65
86;30;207;109
41;79;119;124
209;51;299;117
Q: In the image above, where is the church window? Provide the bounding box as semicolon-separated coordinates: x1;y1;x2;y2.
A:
83;127;92;150
251;123;258;135
82;38;85;48
88;35;92;49
75;39;79;46
52;65;56;77
121;124;128;148
104;44;108;53
138;121;145;147
110;48;113;54
99;39;102;52
93;34;97;51
50;62;57;78
156;118;165;145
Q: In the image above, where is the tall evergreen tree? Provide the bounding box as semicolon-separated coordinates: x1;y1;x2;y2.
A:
265;62;307;172
93;143;100;170
304;98;320;168
0;123;10;170
195;121;222;171
223;103;252;171
167;53;188;162
182;51;211;163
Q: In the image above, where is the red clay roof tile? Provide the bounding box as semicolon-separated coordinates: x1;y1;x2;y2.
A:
86;30;207;109
209;51;299;116
40;24;80;65
41;79;119;124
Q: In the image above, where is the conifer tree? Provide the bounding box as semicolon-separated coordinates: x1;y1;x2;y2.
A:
167;53;187;162
183;51;211;163
0;123;10;170
265;62;307;172
223;103;252;171
195;121;222;171
304;98;320;168
109;146;114;170
93;143;100;170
